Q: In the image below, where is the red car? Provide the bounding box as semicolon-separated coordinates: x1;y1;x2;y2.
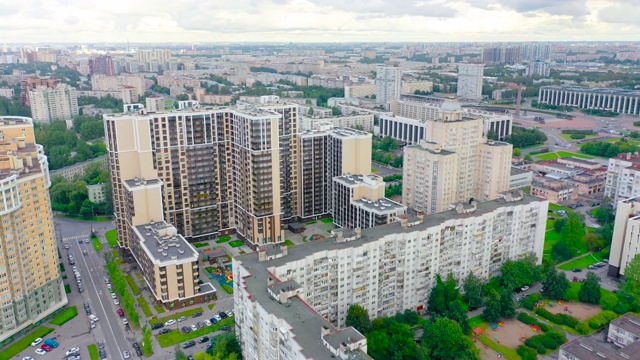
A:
41;344;53;352
117;308;124;317
573;277;579;282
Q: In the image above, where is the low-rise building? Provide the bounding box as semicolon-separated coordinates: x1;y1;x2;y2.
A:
608;313;640;347
531;179;576;203
49;156;108;181
509;167;533;191
87;183;107;203
300;114;374;132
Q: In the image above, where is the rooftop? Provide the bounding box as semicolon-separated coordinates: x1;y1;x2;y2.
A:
511;167;531;176
541;85;640;97
133;221;199;263
561;332;640;360
611;313;640;335
123;178;162;190
352;197;407;215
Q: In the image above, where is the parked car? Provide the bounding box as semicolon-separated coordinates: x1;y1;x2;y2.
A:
572;268;582;273
197;322;205;329
210;317;218;324
123;351;131;359
98;341;105;349
90;321;96;329
44;339;58;348
159;328;171;334
573;277;579;282
99;349;107;359
40;344;52;352
30;338;43;347
122;318;129;325
182;340;196;349
520;286;529;292
192;312;203;318
111;293;117;299
190;324;198;331
213;315;221;322
135;348;143;357
113;299;120;305
89;314;99;322
165;319;176;326
226;310;234;317
204;319;211;326
220;325;232;332
117;308;124;317
199;336;210;343
151;323;164;330
34;349;46;356
66;348;80;356
133;342;140;349
178;316;187;322
22;357;34;360
181;326;191;334
219;311;229;319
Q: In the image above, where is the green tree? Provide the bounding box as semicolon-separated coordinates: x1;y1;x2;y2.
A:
499;287;516;318
554;217;567;233
367;317;421;359
142;325;153;356
552;240;573;262
586;233;604;252
482;289;502;322
524;153;533;161
422;318;480;360
541;267;569;300
345;304;371;334
512;147;522;157
500;254;540;291
463;271;484;308
618;254;640;311
174;345;186;360
579;272;601;304
428;274;462;316
561;212;586;249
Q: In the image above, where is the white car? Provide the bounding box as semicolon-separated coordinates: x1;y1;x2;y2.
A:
30;338;43;347
165;319;176;326
89;314;99;322
66;348;80;356
190;324;197;331
35;349;46;356
177;316;187;322
226;310;234;317
23;357;35;360
111;293;117;299
114;299;120;305
204;319;211;326
122;318;129;325
123;351;131;359
521;286;530;292
213;315;221;322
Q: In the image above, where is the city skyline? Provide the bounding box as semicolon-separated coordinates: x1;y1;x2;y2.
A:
3;0;640;43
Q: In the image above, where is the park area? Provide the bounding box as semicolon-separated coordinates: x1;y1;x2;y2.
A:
544;300;601;321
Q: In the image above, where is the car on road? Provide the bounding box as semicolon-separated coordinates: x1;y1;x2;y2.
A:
182;340;196;349
151;323;164;330
192;311;203;318
520;286;529;292
220;325;232;332
66;348;80;356
22;357;34;360
89;314;99;322
99;349;107;359
573;268;583;273
123;351;131;359
190;324;198;331
30;338;43;347
64;244;69;249
199;336;210;343
178;316;187;322
34;349;46;356
78;239;83;244
85;238;90;243
159;328;171;334
68;357;81;360
40;344;52;352
114;299;120;305
165;319;176;326
83;249;88;255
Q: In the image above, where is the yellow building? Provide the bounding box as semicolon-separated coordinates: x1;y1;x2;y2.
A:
0;117;67;344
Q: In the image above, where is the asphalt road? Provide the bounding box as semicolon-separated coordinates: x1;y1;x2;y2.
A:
56;218;133;360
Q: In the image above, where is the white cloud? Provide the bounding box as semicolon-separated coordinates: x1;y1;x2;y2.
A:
1;0;638;43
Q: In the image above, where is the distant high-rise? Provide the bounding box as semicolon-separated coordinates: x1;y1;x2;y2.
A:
20;76;60;106
376;65;402;105
456;63;484;100
0;117;68;343
89;55;115;76
526;61;550;77
29;84;79;123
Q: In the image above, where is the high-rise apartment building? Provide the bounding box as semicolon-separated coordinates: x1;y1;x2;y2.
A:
234;192;546;345
20;76;60;106
91;74;146;97
28;84;79;123
456;63;484;100
608;196;640;278
401;106;512;214
89;55;116;76
604;153;640;206
375;65;402;105
145;96;165;112
526;61;550;77
0;117;67;344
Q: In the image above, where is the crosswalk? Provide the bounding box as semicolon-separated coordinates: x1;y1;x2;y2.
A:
63;235;88;242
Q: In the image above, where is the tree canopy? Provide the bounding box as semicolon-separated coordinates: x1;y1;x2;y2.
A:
500;254;540;291
427;274;469;333
463;271;485;308
541;267;569;300
503;126;547;148
345;304;371;334
421;318;480;360
579;272;601;304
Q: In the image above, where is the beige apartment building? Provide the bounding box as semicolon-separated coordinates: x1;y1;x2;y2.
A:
145;96;165;113
0;117;67;345
608;197;640;278
91;74;146;97
29;84;79;123
402;106;512;214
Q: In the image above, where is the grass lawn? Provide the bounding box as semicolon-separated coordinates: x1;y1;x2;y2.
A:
533;152;559;161
64;284;71;294
149;307;204;325
546;218;557;230
548;203;572;213
559;133;598;141
284;240;295;247
468;315;489;330
229;240;243;248
126;275;141;296
137;296;152;317
193;242;209;248
208;303;216;310
88;344;99;360
543;230;562;262
321;218;333;223
221;284;234;294
91;235;102;252
154;304;166;314
239;251;245;255
557;151;595;159
105;229;118;248
50;306;78;326
216;235;231;244
0;326;54;360
111;249;123;265
477;335;521;360
304;220;317;225
565;282;582;301
558;253;603;270
156;318;234;347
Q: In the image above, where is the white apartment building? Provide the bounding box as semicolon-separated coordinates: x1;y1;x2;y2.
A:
28;84;79;123
456;63;484;101
87;183;106;203
608;197;640;278
376;65;402;105
608;313;640;347
299;114;374;132
526;61;550;77
538;86;640;115
234;191;546;337
91;74;146;97
604;153;640;206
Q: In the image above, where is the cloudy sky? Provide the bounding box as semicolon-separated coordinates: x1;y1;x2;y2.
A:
2;0;639;43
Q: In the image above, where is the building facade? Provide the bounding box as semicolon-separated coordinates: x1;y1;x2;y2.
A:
91;74;146;97
605;153;640;206
20;76;60;106
538;86;640;115
376;66;402;105
235;192;546;333
28;84;79;123
49;156;108;181
608;197;640;278
456;63;484;100
526;61;550;77
87;183;106;203
0;117;67;344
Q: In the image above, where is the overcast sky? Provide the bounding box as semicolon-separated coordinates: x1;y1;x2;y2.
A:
3;0;639;43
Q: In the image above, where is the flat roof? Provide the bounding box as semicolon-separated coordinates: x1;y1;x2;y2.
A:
511;167;531;176
242;193;543;269
562;157;600;166
133;221;199;263
405;142;455;156
352;197;406;215
334;173;382;187
541;85;640;97
124;178;162;190
611;313;640;335
561;333;640;360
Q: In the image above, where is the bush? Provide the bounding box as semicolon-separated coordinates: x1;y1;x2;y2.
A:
517;312;551;332
535;307;580;328
521;293;542;311
570;134;586;139
193;242;209;248
561;129;597;135
600;291;619;311
576;321;591;334
524;337;544;353
517;345;538;360
588;310;618;329
634;121;640;127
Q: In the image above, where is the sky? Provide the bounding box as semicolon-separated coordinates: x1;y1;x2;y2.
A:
2;0;640;43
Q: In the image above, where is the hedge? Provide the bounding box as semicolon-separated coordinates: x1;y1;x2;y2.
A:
517;312;552;332
521;294;542;311
535;307;580;328
517;345;538;360
524;331;566;353
587;310;618;330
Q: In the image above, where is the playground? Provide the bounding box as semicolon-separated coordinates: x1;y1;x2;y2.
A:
209;264;233;288
545;300;601;320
